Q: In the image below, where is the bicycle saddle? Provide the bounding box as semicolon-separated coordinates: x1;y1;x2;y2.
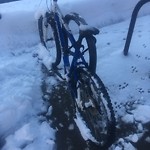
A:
79;25;100;36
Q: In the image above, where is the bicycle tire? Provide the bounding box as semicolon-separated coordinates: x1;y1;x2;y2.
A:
38;13;61;68
64;13;97;74
84;36;97;74
70;68;116;149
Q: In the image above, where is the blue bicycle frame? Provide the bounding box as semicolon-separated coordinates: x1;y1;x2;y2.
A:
51;0;89;77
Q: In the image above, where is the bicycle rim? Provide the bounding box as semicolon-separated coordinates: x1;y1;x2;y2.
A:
73;69;116;148
64;13;97;74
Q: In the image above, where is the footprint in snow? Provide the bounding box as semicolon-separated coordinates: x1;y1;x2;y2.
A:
145;57;150;61
118;82;129;90
131;66;138;73
142;44;147;48
136;87;144;94
136;54;141;59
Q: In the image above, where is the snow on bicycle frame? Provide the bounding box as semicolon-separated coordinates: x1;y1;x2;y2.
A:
48;0;99;75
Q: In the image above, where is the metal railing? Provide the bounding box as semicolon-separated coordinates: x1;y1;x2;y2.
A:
123;0;150;56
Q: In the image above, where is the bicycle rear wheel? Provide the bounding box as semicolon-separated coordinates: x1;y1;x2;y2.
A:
38;13;61;68
70;68;116;149
64;13;97;74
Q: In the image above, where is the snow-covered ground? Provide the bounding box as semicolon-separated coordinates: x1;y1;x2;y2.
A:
97;15;150;150
0;0;150;149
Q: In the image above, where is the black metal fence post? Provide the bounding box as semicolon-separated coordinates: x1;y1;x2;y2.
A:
123;0;150;56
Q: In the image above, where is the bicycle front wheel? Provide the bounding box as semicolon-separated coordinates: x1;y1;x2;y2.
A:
64;13;97;74
38;13;61;68
71;68;116;149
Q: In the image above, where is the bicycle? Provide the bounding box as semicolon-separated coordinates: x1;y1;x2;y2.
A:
37;0;116;149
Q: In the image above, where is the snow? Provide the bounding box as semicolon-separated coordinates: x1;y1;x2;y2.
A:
0;0;150;149
145;137;150;143
74;112;98;143
126;134;139;143
121;114;134;124
132;105;150;123
3;121;55;150
0;1;55;149
37;44;53;70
